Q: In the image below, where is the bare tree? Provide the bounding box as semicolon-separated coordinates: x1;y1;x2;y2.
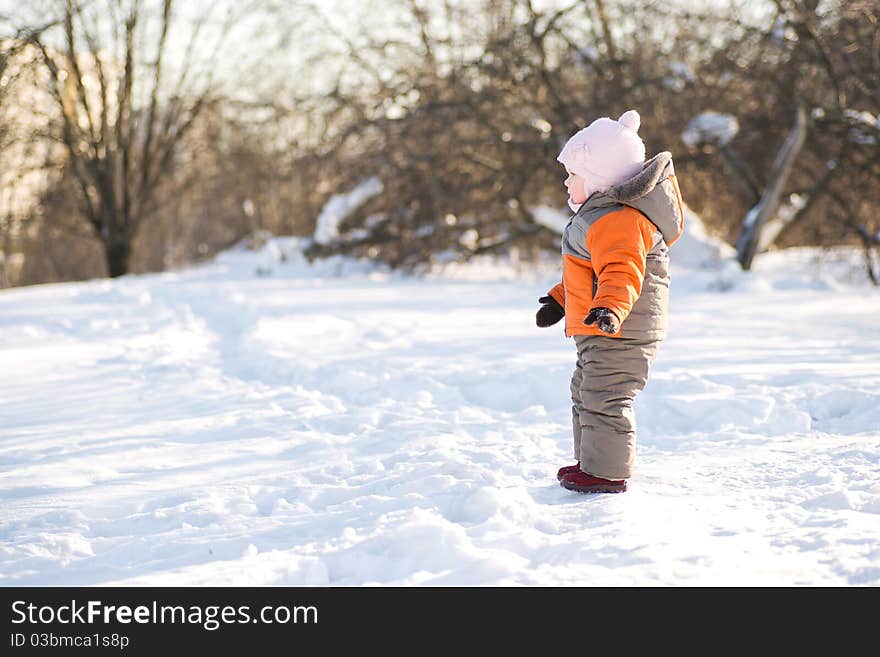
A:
17;0;241;277
4;0;876;285
735;104;808;270
299;0;728;268
680;0;879;275
1;24;60;287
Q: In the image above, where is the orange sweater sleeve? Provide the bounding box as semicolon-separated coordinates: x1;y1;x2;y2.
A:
586;209;656;325
547;282;565;307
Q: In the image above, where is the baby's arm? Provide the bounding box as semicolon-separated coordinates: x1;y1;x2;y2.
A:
586;208;656;328
546;281;565;307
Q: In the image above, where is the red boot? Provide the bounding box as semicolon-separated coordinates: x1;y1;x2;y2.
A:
560;470;627;493
556;462;581;481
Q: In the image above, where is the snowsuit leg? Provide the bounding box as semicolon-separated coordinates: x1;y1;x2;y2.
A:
570;334;659;480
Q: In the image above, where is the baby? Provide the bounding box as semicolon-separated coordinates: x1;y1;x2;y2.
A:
536;110;684;493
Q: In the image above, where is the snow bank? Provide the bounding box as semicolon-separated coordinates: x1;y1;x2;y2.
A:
682;112;739;148
671;205;736;270
530;205;569;235
313;177;383;245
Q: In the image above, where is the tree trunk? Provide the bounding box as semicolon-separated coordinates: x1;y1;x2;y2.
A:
735;105;808;271
104;239;132;278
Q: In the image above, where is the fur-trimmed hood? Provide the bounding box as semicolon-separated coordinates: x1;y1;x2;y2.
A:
579;152;684;245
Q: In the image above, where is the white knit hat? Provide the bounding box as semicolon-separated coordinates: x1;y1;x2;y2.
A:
557;110;646;197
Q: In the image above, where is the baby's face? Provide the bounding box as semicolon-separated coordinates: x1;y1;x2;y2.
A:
563;168;587;204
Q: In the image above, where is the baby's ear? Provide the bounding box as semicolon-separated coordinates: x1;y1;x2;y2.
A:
618;110;641;132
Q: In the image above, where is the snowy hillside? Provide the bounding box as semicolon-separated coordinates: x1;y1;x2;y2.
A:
1;211;879;586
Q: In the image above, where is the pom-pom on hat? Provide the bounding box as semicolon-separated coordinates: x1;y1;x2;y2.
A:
557;110;646;196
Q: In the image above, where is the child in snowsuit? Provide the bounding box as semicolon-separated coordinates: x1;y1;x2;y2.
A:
536;110;684;493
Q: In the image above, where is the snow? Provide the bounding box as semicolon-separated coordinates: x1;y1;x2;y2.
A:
682;112;740;148
530;117;553;135
663;61;694;92
844;109;878;129
530;205;569;235
1;213;879;586
459;228;479;250
312;177;383;245
758;193;807;252
648;205;735;274
843;109;879;145
574;46;599;65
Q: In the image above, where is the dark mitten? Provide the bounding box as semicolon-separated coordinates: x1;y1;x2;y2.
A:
536;295;565;327
583;307;620;334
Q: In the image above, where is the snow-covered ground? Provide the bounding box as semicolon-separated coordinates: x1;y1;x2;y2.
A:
1;216;879;586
